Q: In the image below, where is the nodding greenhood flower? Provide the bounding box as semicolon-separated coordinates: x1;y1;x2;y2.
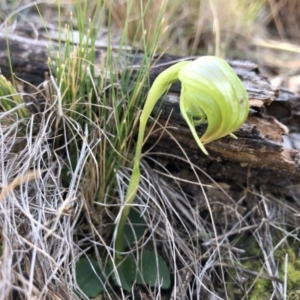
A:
178;56;249;154
114;56;249;257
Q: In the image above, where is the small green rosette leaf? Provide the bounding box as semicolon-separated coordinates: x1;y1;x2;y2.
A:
178;56;249;154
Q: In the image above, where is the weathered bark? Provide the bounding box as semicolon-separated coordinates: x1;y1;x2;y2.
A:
1;25;300;193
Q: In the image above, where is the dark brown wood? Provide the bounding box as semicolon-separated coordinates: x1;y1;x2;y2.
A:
1;24;300;193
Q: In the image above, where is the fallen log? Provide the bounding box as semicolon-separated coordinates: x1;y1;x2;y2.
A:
1;24;300;194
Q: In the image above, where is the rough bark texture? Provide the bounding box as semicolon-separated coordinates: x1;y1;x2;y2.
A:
1;25;300;195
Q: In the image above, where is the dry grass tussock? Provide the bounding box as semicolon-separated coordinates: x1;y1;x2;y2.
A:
1;101;300;299
0;111;84;299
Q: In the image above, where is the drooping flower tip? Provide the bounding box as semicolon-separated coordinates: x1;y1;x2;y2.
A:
177;56;249;154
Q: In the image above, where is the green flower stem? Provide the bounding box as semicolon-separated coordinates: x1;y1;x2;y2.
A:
114;56;249;257
115;61;190;256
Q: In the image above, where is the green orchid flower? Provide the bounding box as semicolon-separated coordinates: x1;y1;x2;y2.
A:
115;56;249;256
178;56;249;154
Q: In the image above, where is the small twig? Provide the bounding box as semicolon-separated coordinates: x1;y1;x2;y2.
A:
0;171;40;202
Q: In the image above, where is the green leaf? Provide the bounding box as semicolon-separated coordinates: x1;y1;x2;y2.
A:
76;257;105;298
61;151;79;185
0;75;29;118
112;250;171;292
123;208;146;248
136;250;171;289
113;256;136;292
